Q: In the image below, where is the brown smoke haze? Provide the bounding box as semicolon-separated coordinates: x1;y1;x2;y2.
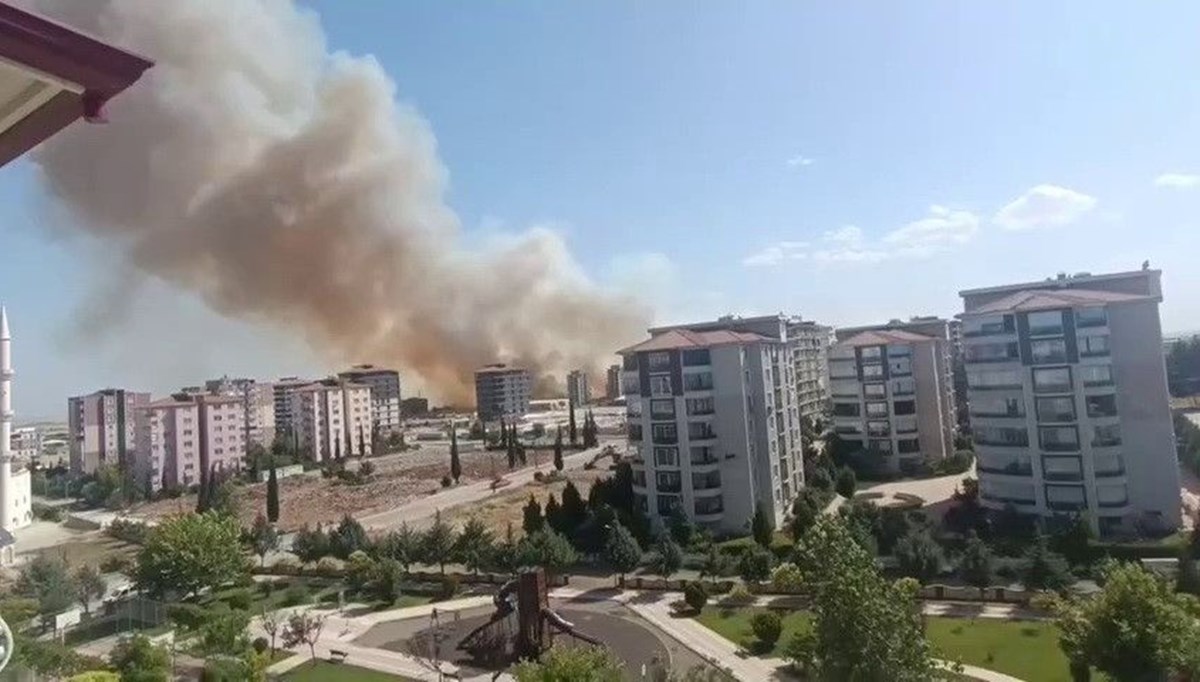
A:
22;0;649;404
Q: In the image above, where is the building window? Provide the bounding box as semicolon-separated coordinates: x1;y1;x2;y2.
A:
965;342;1019;363
656;494;681;516
1035;396;1076;423
1086;394;1118;418
964;315;1013;337
893;400;916;416
1030;339;1068;364
889;357;912;376
968;369;1022;390
650;376;673;396
980;479;1036;504
687;422;716;440
865;402;889;418
653;447;679;466
1080;365;1113;387
867;421;890;437
971;395;1024;418
978;451;1032;476
1093;423;1122;447
1079;335;1109;357
868;439;892;453
1027;310;1065;336
1041;456;1082;481
656;471;682;493
864;383;886;399
974;426;1030;447
897;438;920;454
1045;484;1086;511
1032;367;1072;394
681;349;711;366
1096;484;1128;507
893;378;916;396
683;373;714;391
651;423;678;444
686;397;715;415
650;399;676;419
860;346;883;360
832;403;860;418
628;424;643;442
862;364;884;379
1039;426;1080;452
1076;307;1107;328
690;446;717;464
648;352;671;371
694;496;724;515
888;344;912;357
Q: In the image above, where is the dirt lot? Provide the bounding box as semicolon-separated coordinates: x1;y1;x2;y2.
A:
129;443;582;532
443;466;608;537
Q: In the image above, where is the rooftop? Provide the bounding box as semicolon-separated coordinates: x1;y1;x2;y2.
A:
959;268;1159;297
836;329;936;348
964;287;1153;316
620;328;770;354
475;364;529;375
0;2;152;168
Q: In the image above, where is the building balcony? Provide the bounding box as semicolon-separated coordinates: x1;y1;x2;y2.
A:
1046;500;1087;512
652;435;678;445
980;492;1036;506
1043;471;1083;482
1092;436;1122;449
692;477;722;491
656;482;682;494
694;508;724;522
1040;441;1081;453
977;463;1034;477
975;437;1031;448
1094;468;1126;479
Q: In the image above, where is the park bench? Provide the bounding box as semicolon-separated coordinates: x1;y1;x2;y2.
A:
328;649;348;664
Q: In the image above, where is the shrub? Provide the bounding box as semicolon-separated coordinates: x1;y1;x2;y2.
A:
272;556;301;574
100;555;132;574
280;584;310;607
32;502;63;522
315;557;341;577
440;475;453;488
835;467;857;498
224;588;252;610
783;629;817;675
683;582;708;613
723;584;754;605
252;637;269;654
437;574;461;600
750;611;783;648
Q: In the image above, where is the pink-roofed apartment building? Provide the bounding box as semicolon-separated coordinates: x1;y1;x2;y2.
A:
135;392;246;493
828;317;957;476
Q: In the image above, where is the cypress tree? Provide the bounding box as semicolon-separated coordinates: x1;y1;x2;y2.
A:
569;399;578;446
553;426;564;472
357;424;366;458
266;460;280;523
449;421;462;483
195;464;209;514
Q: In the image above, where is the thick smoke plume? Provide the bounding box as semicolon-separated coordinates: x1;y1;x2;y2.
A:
23;0;648;403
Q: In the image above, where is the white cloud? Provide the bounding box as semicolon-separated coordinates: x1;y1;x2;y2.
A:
1155;173;1200;189
742;207;978;268
786;155;814;168
993;184;1097;230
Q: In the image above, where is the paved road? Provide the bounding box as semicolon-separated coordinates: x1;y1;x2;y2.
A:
360;441;618;531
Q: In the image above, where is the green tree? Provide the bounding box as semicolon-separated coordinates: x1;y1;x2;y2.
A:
1052;561;1200;681
793;515;936;681
1022;532;1073;591
490;522;519;575
371;557;406;604
134;512;247;598
683;581;708;613
750;611;783;650
512;644;622;682
568;399;578;446
835;466;857;498
544;494;564;534
752;504;774;548
329;514;369;559
700;544;730;579
196;607;251;658
265;460;280;523
959;531;994;596
893;529;943;582
377;523;420;572
652;535;683;579
249;513;279;567
1050;514;1095;567
517;530;577;576
291;524;329;565
281;610;326;663
789;497;817;541
73;564;106;616
739;545;774;583
452;517;495;574
522;494;544;535
560;481;588;537
553;426;564;471
449;421;462;484
109;634;171;682
209;471;240;519
420;509;457;573
667;507;695;547
604;523;642;578
17;554;76;616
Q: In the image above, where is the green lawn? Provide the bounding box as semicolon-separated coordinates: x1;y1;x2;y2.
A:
696;607;1109;682
199;579;432;613
281;660;418;681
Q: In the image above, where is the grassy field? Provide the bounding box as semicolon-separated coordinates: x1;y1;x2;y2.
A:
696;606;1108;682
198;578;433;613
281;661;417;681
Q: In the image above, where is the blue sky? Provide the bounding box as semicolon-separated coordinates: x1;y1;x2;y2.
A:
3;1;1200;418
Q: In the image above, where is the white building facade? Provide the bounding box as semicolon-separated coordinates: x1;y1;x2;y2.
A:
567;369;591;407
205;377;276;448
68;388;151;475
338;365;402;435
0;307;33;532
136;393;247;493
621;328;803;536
961;269;1181;535
288;379;373;461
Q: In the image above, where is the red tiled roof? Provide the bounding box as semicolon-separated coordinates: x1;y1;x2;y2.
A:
620;328;769;354
969;288;1151;315
836;329;934;348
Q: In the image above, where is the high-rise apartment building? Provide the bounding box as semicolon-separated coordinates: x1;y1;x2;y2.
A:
567;369;590;407
960;269;1181;534
272;377;310;438
205;376;276;447
338;365;402;434
605;364;622;401
288;379;373;461
135;392;246;492
68;388;151;475
474;364;532;422
620;327;802;535
828;318;956;475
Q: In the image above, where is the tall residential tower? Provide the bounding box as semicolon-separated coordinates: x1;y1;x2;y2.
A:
0;307;34;532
